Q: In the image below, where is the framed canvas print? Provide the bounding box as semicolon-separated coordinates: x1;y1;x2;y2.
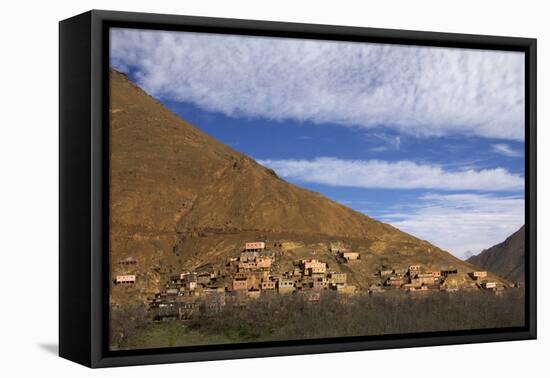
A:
59;10;537;368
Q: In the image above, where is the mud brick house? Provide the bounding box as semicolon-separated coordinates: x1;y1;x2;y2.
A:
470;271;488;280
341;252;360;261
260;279;277;290
328;272;347;285
482;281;497;289
302;259;327;275
232;277;248;291
408;265;422;277
244;242;265;252
118;257;137;266
278;278;295;293
335;284;357;294
183;281;197;291
441;268;458;277
313;277;330;290
115;275;136;284
386;276;406;287
413;273;436;285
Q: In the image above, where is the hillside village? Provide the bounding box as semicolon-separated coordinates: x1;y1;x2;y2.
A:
114;241;510;321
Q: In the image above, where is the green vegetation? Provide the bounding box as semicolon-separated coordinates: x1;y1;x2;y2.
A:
111;289;525;350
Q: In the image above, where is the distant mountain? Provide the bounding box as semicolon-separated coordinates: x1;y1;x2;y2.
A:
463;251;475;260
109;69;508;302
467;226;525;283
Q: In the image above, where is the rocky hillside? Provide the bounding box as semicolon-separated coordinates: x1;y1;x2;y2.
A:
467;226;525;283
109;69;507;303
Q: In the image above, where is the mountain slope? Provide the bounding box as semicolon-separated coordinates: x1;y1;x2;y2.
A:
467;226;525;283
109;69;507;301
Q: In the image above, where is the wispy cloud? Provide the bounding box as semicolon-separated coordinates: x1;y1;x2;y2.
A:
258;157;524;191
111;28;525;141
492;143;523;157
379;193;524;258
367;133;401;152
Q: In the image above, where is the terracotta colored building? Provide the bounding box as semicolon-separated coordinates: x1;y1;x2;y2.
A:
244;242;265;252
115;275;136;284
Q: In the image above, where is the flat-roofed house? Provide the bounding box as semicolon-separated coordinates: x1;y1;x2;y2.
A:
471;271;488;280
115;275;136;284
441;268;458;277
302;259;327;275
244;242;265;252
386;276;406;287
482;281;497;289
232;278;248;291
278;278;295;293
255;257;272;270
342;252;360;261
313;277;330;290
328;272;347;285
260;279;276;290
408;265;421;277
414;273;436;285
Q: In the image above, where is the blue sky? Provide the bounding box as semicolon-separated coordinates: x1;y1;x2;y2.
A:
110;28;525;259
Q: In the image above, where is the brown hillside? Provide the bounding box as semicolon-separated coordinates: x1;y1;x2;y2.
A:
109;69;507;303
467;226;525;283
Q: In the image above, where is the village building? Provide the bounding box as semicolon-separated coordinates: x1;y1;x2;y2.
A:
278;278;295;293
408;265;422;277
328;272;347;285
179;271;197;281
183;281;197;291
408;285;430;293
244;242;265;252
412;273;436;286
341;252;360;261
441;268;458;277
115;275;136;284
386;276;406;287
470;271;488;280
302;259;327;275
232;277;248;291
313;277;330;290
118;257;137;266
482;281;497;290
260;279;277;290
335;284;357;295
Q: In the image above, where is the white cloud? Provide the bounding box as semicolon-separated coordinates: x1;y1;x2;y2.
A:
379;193;524;258
110;28;525;141
492;143;523;157
258;157;524;191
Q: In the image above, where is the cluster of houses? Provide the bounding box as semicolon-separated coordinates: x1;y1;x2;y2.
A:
146;242;360;320
113;242;506;320
369;264;500;294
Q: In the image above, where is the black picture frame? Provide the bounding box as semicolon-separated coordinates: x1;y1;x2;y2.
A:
59;9;537;368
